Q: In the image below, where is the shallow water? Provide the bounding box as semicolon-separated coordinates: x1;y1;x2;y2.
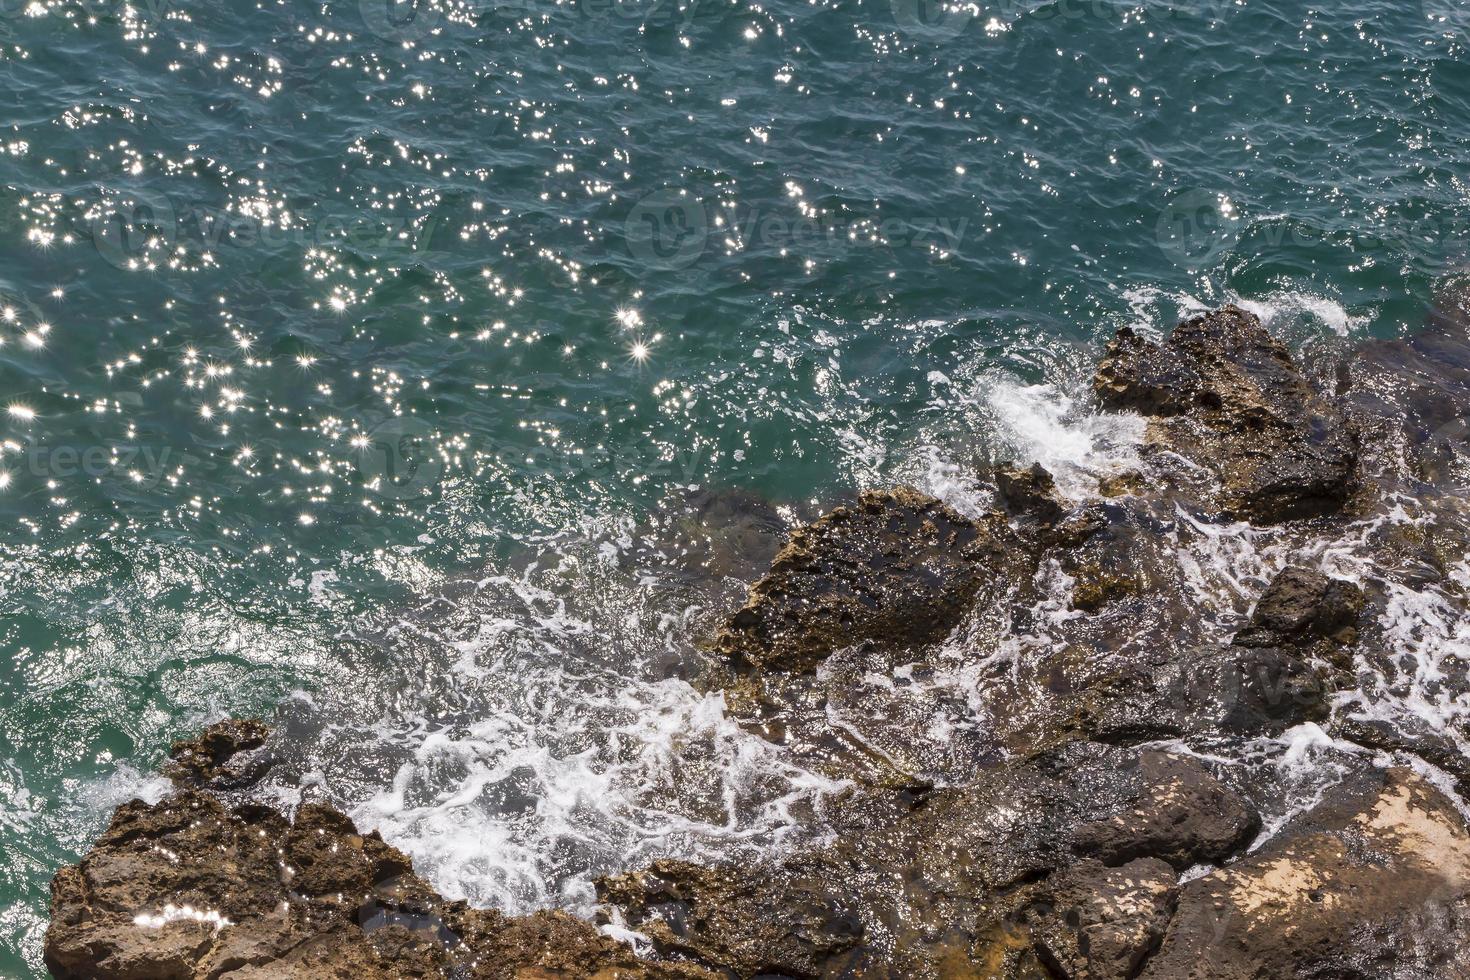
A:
3;0;1470;972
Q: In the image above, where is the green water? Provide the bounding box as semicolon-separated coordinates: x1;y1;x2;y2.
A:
2;0;1470;972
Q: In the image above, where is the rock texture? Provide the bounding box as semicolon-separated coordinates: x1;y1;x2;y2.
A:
713;487;1022;674
1233;565;1364;651
1094;306;1358;523
162;718;274;791
993;461;1070;525
1141;768;1470;979
599;743;1261;977
46;788;711;980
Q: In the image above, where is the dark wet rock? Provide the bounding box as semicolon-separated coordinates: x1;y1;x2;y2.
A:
1074;642;1331;742
598;859;864;978
45;788;712;980
162;718;274;791
1031;858;1178;980
1068;752;1260;871
1094;306;1358;523
598;743;1258;978
713;487;1025;674
1140;767;1470;979
1053;501;1164;613
1233;565;1364;650
994;461;1069;524
1332;716;1470;797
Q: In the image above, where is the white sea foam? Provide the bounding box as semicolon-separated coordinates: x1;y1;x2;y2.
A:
267;546;849;917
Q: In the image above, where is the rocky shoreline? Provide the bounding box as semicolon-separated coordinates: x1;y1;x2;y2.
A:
45;300;1470;978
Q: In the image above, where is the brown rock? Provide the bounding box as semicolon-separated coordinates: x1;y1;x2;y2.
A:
994;462;1070;525
1140;768;1470;979
44;789;710;980
162;718;273;790
713;487;1024;674
1094;307;1358;523
1232;565;1364;649
1032;858;1178;980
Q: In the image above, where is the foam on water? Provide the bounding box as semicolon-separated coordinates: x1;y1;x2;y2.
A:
264;541;848;916
979;380;1147;500
1120;285;1370;340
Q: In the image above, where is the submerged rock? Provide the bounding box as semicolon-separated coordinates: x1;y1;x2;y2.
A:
713;487;1023;674
45;787;711;980
1094;306;1358;523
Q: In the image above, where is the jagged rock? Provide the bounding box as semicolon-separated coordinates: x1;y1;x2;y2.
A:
924;744;1259;884
1233;565;1364;650
1031;858;1178;980
1140;768;1470;979
45;789;711;980
713;487;1024;674
994;461;1070;524
1054;501;1163;613
162;718;274;790
1094;306;1358;523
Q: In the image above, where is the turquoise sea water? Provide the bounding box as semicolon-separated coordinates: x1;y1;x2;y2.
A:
2;0;1470;972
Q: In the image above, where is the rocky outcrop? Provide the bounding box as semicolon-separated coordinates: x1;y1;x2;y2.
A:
45;786;712;980
1094;306;1358;523
1141;767;1470;978
712;487;1024;674
993;461;1070;525
47;304;1470;980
